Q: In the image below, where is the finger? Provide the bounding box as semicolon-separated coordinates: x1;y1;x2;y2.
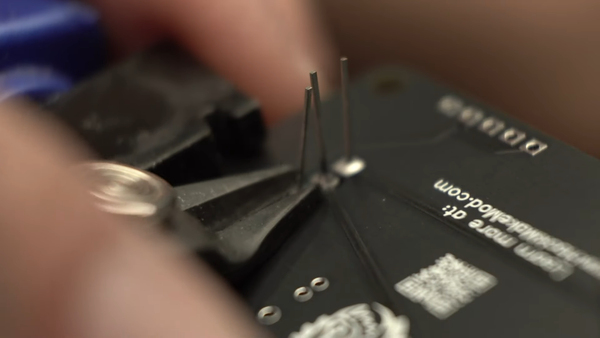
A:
158;0;336;123
267;0;337;84
90;0;336;124
0;102;266;337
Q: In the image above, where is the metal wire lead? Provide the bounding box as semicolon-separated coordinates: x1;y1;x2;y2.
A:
309;71;329;174
298;87;312;189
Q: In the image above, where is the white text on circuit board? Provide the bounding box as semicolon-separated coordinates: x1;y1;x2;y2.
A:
434;178;600;282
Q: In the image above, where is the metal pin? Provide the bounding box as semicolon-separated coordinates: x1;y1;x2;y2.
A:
340;57;352;160
333;57;366;178
293;286;314;302
309;71;329;174
309;72;340;191
297;87;312;189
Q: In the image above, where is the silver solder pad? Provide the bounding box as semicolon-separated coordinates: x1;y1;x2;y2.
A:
499;128;527;146
437;95;464;117
520;139;548;156
457;106;485;127
478;117;506;136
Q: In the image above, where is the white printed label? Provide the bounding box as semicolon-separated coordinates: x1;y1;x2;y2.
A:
289;303;410;338
395;253;497;320
433;178;600;281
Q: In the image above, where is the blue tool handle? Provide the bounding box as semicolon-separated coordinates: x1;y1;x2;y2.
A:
0;0;107;102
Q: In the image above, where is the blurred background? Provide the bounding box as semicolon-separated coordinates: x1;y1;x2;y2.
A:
2;0;600;154
322;1;600;155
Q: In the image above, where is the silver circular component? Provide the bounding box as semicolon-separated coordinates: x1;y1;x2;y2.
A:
457;107;484;126
478;117;506;136
520;138;548;156
460;108;474;120
310;277;330;292
293;286;314;302
504;130;516;139
257;306;282;325
480;119;495;131
437;95;463;117
80;162;175;225
332;157;366;178
499;128;527;146
526;142;539;151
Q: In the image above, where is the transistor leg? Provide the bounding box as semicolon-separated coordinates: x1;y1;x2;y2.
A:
309;71;339;191
333;57;366;178
309;71;330;175
297;87;312;189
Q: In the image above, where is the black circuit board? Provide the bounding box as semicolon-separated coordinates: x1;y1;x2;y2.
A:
246;67;600;338
48;45;600;337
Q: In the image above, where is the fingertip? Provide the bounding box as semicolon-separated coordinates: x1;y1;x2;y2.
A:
162;0;335;124
91;0;337;123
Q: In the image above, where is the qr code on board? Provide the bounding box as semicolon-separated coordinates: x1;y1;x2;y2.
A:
394;253;497;319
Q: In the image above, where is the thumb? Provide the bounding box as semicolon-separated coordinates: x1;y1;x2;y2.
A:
0;102;267;337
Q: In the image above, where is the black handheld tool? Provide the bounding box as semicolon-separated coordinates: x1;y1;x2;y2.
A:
82;162;321;282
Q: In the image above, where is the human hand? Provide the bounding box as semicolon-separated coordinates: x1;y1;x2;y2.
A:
91;0;335;125
0;1;333;337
